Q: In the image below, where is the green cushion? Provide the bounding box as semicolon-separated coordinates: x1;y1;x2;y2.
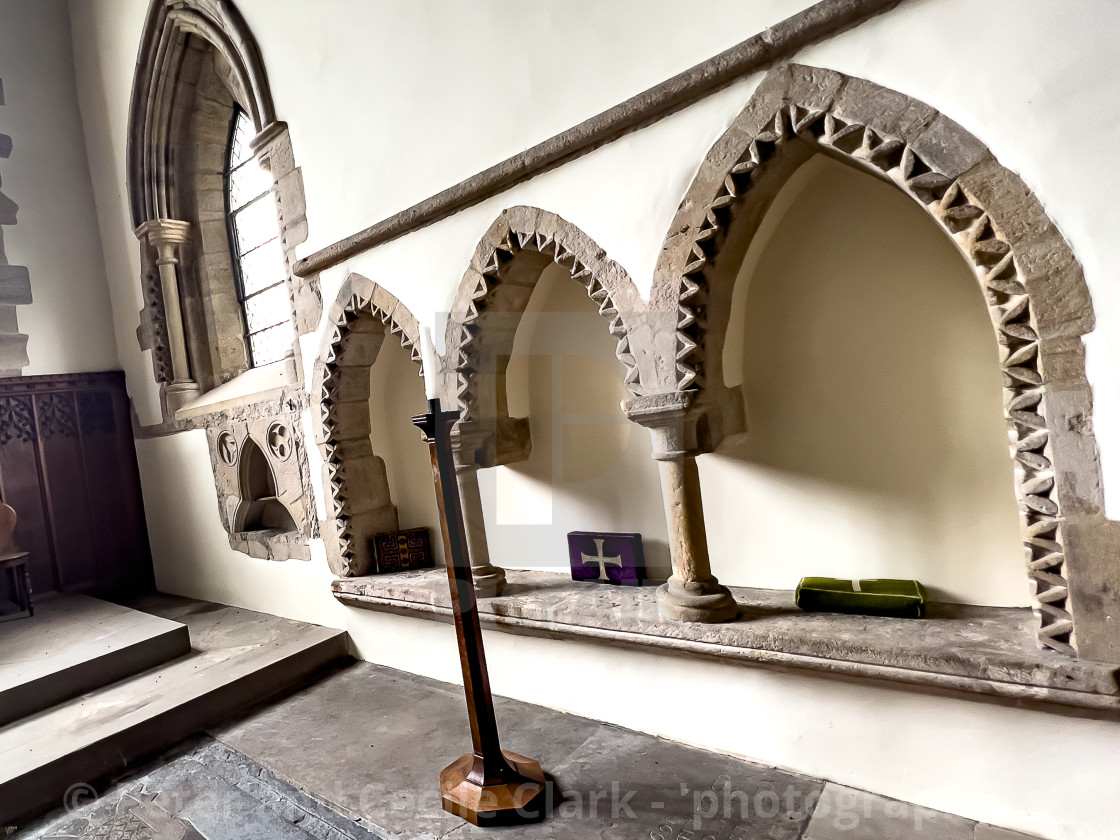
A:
795;577;928;618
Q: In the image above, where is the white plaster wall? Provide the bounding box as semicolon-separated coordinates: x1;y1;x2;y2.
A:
0;0;118;375
66;1;1120;838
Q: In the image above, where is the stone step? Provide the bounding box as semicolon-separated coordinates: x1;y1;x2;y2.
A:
0;594;192;727
0;596;349;826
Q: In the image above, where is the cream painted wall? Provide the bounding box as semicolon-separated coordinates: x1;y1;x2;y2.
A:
368;334;444;565
707;154;1027;606
63;1;1120;838
792;0;1120;518
484;262;671;578
0;0;118;375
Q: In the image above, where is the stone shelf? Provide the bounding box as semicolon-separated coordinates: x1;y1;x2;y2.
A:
333;569;1120;713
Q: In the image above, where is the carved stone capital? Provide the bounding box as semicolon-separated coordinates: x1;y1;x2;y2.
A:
623;391;702;460
451;419;492;471
135;218;192;250
450;416;532;470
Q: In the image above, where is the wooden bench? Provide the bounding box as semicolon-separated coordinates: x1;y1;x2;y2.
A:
0;502;33;622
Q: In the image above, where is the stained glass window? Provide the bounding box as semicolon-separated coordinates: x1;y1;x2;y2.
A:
225;108;294;367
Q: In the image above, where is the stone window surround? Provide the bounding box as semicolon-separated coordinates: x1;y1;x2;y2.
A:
127;0;320;560
128;0;321;431
314;65;1120;671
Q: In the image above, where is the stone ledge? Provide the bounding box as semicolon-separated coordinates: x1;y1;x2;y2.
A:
175;360;295;421
332;569;1120;714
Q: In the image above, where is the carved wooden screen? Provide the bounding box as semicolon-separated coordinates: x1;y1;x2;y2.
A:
0;372;153;597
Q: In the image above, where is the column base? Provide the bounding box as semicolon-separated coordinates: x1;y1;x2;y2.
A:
440;749;547;825
472;564;507;598
657;578;741;623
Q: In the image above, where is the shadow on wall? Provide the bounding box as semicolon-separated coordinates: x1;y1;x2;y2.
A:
368;334;445;565
707;154;1028;607
478;262;673;579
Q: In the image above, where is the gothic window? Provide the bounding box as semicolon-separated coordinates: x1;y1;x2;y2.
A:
224;108;294;367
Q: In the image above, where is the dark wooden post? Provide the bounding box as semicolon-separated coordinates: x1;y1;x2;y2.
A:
412;398;547;825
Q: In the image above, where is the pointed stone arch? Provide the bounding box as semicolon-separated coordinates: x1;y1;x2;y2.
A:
312;274;425;576
127;0;281;227
444;206;652;467
654;63;1119;659
234;435;298;533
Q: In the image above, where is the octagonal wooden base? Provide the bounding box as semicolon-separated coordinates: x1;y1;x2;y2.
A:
440;750;548;826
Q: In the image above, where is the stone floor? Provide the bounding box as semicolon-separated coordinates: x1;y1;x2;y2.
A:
0;594;190;727
17;661;1044;840
0;596;347;826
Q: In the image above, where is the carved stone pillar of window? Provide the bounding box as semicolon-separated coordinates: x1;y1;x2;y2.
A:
625;392;740;623
451;420;506;598
135;219;200;414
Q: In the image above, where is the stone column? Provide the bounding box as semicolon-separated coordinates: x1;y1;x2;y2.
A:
625;392;739;623
452;421;507;598
135;219;199;414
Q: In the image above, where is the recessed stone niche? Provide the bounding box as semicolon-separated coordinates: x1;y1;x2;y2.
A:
206;402;315;561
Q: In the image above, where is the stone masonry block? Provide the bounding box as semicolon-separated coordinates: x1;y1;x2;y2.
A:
338;456;395;514
0;331;30;374
0;188;17;225
336;331;384;367
329;401;375;441
292;280;322;335
910;112;992;179
328;366;373;404
956;159;1052;244
1061;516;1120;665
0;265;32;305
831;74;937;142
368;282;398;320
785;63;846;113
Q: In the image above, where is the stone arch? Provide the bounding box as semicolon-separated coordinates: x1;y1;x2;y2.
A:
444;206;652;467
234;436;298;533
312;274;425;576
128;0;280;227
654;62;1113;657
